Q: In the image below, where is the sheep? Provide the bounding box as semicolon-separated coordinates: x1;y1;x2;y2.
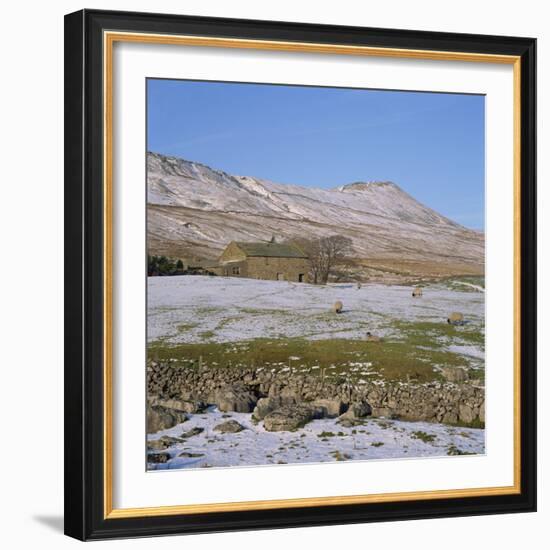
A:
365;331;382;342
447;312;465;325
333;300;343;314
412;287;423;297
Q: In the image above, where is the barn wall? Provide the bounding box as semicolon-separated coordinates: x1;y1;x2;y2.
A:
219;242;247;263
246;256;309;282
217;260;248;278
217;243;309;282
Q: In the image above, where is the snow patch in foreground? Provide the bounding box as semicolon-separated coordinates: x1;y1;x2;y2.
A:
147;407;485;471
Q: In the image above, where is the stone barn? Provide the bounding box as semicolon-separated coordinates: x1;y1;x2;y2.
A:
216;241;309;282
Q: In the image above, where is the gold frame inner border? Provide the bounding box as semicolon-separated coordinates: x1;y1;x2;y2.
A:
103;30;522;520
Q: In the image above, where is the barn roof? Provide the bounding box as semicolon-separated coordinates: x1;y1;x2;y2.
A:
233;241;308;259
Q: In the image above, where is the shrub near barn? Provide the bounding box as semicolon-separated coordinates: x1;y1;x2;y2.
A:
148;255;216;277
148;255;182;276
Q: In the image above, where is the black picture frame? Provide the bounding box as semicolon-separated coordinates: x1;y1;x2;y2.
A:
64;8;537;541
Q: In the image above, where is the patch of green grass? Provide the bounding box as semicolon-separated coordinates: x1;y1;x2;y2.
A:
194;307;221;315
318;431;336;438
148;306;486;381
411;431;437;443
447;445;476;456
467;368;486;383
371;442;385;447
373;420;393;430
450;417;485;429
240;307;292;317
390;320;485;348
148;334;475;383
214;317;238;331
176;322;199;333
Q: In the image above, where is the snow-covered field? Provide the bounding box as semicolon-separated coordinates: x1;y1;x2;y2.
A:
148;275;485;349
147;407;485;470
147;275;485;469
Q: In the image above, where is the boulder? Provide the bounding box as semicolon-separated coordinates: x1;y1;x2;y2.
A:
147;435;183;450
214;420;245;433
263;405;322;432
459;403;476;424
147;404;187;434
147;452;170;464
370;406;391;418
313;398;347;418
339;401;372;420
253;397;281;420
441;411;459;424
214;384;258;413
252;394;300;420
440;367;469;383
180;427;204;439
280;387;302;401
155;398;206;414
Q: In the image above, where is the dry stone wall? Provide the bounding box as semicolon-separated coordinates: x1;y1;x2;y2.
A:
147;362;484;427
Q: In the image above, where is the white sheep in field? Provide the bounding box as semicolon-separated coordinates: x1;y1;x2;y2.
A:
447;312;465;325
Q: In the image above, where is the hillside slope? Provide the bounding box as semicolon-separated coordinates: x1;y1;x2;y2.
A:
147;152;484;278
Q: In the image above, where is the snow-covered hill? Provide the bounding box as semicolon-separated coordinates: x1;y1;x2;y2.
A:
147;152;484;275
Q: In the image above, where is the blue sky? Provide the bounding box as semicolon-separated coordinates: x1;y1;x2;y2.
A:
147;79;485;230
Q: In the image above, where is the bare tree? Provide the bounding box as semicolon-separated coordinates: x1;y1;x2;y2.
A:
317;235;353;283
290;235;353;284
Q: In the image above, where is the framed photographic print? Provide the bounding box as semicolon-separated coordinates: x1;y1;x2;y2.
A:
64;9;537;540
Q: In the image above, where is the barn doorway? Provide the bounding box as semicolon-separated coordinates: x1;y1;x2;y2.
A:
277;273;284;281
298;274;305;282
